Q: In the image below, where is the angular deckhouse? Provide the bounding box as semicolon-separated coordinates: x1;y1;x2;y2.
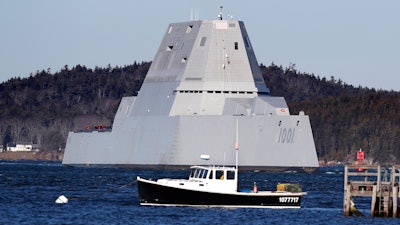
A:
62;18;319;172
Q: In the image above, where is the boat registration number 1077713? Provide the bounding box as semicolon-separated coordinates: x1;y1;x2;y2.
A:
279;197;299;203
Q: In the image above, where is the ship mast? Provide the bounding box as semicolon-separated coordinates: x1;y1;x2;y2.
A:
218;6;223;20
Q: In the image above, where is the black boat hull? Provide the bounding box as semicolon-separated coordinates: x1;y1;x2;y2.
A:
137;179;303;208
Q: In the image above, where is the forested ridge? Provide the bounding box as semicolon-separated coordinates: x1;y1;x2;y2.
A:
0;62;150;152
1;62;399;164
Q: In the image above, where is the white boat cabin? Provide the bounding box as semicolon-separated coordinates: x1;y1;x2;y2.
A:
156;165;238;193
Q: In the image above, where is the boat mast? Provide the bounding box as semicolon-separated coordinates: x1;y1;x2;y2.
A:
235;118;239;190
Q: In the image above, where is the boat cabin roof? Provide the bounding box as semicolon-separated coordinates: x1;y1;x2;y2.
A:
189;165;237;181
190;165;236;170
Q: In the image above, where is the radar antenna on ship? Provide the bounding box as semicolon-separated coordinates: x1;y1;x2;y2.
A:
218;6;223;20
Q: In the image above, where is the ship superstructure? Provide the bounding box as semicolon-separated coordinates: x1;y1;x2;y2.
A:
62;14;319;172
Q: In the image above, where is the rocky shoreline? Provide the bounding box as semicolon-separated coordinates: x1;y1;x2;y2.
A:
0;151;63;161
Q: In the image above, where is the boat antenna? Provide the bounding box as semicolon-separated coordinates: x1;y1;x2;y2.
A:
235;118;239;191
235;118;239;170
223;152;226;168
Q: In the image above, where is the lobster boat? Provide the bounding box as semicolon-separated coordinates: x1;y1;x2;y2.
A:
137;156;306;208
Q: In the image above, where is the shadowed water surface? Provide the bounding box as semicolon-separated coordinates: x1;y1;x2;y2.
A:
1;161;398;224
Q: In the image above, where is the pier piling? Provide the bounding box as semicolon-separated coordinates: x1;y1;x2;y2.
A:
343;165;400;218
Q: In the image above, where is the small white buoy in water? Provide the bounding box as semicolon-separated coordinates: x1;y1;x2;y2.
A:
55;195;68;204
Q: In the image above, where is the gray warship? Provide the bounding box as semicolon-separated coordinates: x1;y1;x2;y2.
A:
62;11;319;172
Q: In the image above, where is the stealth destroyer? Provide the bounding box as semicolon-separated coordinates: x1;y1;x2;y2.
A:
62;11;319;172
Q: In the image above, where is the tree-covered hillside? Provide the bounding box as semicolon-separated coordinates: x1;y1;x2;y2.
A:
0;62;150;151
1;62;399;164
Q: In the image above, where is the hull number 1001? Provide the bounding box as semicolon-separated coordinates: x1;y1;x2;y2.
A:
277;128;295;144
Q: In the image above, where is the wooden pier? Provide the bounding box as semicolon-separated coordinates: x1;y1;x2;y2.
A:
343;165;400;217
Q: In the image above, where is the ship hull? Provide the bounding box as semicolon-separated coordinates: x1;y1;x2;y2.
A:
137;177;303;208
63;114;319;172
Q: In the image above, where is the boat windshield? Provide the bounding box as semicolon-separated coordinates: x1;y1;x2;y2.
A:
189;168;209;179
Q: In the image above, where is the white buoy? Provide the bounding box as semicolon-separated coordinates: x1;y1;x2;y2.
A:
55;195;68;204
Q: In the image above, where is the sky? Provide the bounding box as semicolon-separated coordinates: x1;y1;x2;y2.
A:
1;0;399;91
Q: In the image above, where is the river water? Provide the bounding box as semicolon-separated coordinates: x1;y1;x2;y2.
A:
1;161;398;224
